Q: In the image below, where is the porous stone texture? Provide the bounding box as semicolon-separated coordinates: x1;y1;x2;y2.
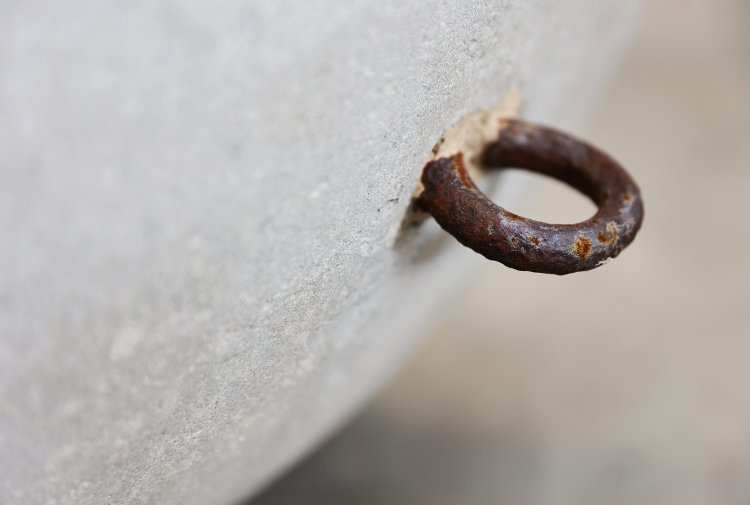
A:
0;1;636;503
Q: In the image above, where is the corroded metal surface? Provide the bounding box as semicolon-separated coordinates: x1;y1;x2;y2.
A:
418;118;644;275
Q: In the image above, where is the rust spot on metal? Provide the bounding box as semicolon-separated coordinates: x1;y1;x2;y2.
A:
416;118;644;275
597;221;620;247
573;237;592;259
451;152;473;188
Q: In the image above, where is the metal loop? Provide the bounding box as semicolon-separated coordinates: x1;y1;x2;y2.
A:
417;118;644;275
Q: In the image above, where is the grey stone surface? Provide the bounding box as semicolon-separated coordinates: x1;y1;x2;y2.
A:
0;1;636;503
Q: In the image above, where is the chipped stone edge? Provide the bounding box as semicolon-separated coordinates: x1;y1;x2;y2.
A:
412;85;523;198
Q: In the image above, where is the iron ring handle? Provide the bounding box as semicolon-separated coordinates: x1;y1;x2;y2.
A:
417;118;644;275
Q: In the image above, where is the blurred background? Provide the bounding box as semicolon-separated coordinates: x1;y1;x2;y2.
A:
252;0;750;503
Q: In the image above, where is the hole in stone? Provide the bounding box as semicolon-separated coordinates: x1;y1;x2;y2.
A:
493;169;597;224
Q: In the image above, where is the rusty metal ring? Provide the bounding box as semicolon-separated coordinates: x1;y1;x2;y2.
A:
417;118;644;275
